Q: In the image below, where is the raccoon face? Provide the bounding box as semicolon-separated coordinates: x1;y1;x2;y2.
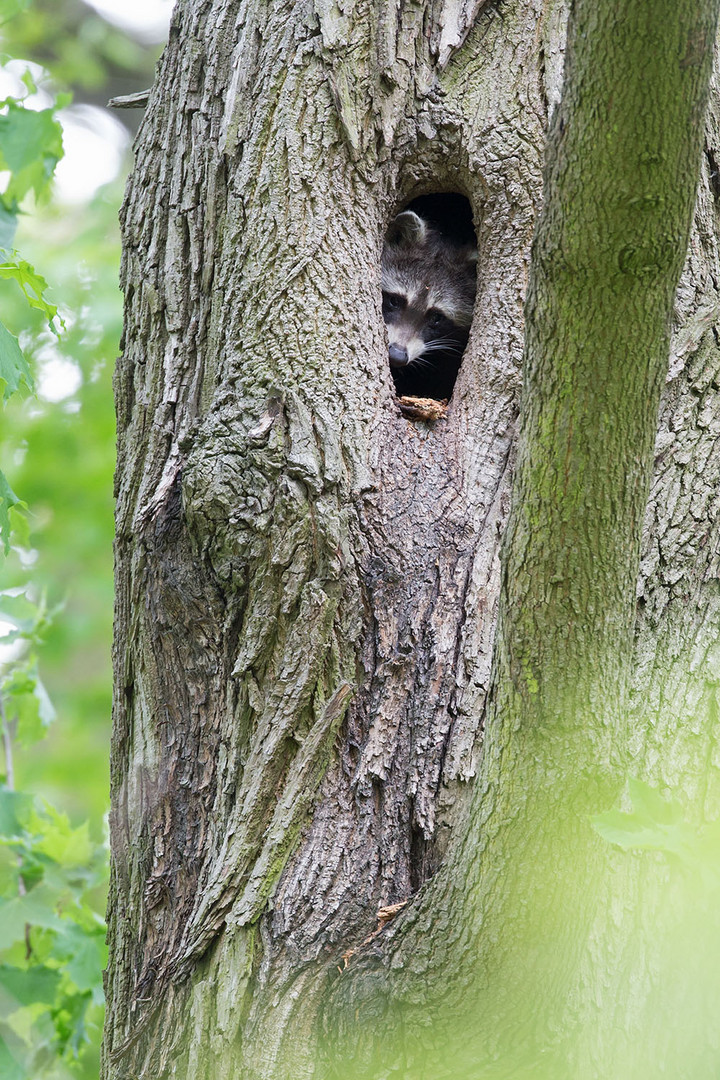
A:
381;291;470;368
381;210;477;396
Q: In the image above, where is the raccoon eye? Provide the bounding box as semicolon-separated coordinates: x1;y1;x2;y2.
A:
382;292;405;313
427;309;446;329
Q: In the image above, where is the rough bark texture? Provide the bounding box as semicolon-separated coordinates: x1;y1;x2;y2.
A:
105;0;720;1076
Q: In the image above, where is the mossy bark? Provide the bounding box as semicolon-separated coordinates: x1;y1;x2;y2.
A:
104;1;720;1077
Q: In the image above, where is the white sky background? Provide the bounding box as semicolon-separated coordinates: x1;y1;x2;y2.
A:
85;0;175;40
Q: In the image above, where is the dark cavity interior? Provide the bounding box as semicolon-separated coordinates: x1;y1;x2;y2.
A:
382;193;477;402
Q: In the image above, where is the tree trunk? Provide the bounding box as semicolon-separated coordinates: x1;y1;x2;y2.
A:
103;1;720;1077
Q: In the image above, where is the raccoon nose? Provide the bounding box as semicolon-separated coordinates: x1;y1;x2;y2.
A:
388;344;408;367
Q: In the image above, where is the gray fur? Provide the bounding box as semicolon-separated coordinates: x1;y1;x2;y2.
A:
381;211;477;372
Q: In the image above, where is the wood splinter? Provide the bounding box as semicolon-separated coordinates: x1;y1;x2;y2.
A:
397;396;448;421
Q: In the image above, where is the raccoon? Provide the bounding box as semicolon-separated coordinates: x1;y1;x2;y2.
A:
381;210;477;400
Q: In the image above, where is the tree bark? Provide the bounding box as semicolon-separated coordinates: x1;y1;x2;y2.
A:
104;1;720;1077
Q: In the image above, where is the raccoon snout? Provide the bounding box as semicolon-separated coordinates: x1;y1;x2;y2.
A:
388;344;409;367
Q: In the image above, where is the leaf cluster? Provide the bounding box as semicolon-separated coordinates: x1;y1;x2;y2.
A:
0;588;55;744
0;785;107;1080
0;73;64;554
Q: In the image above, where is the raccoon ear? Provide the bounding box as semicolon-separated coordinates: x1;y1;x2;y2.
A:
386;211;428;248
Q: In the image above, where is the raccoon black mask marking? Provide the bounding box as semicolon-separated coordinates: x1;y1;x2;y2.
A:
381;210;477;400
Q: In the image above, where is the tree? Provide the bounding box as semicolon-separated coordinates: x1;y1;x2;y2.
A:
103;0;720;1077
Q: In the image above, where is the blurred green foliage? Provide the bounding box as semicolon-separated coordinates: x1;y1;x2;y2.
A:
1;0;161;117
0;0;148;1073
1;185;120;821
0;786;107;1079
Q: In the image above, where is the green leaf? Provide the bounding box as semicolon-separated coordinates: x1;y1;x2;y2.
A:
0;471;25;556
0;204;17;252
0;885;64;950
0;1036;23;1080
0;0;32;25
0;591;46;639
14;684;52;746
0;788;33;838
0;260;58;327
592;778;694;857
19;70;35;98
2;658;55;747
592;809;682;851
0;965;60;1013
0;103;63;207
3;999;56;1058
53;986;93;1057
0;844;18;895
5;504;29;550
27;805;90;867
1;643;56;747
0;320;33;401
627;777;684;826
56;923;106;1000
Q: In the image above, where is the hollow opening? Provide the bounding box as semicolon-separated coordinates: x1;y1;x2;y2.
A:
381;192;477;402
